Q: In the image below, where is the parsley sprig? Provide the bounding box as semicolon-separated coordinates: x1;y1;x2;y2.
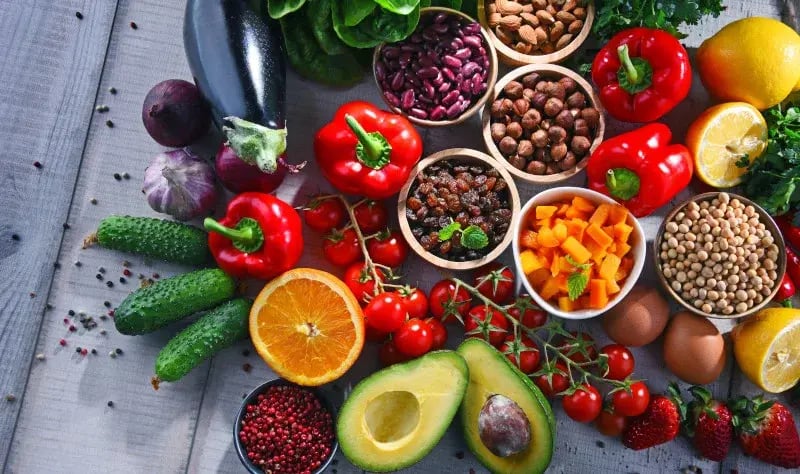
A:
593;0;725;42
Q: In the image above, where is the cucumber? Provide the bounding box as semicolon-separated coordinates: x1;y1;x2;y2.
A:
115;268;236;335
155;298;251;382
89;215;210;265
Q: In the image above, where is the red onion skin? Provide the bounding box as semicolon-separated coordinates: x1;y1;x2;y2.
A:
215;144;287;194
142;79;210;147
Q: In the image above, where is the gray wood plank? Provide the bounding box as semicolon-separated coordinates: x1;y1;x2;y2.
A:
0;0;118;469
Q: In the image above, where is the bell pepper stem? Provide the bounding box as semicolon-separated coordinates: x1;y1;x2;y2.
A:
615;45;653;94
204;217;264;253
617;45;639;84
606;168;641;201
344;114;392;170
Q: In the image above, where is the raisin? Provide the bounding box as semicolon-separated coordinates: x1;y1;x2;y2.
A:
407;197;423;211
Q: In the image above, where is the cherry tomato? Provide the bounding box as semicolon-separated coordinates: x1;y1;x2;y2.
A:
425;318;448;350
473;263;515;304
507;296;548;329
556;331;597;363
353;200;388;234
343;262;385;304
304;197;346;232
429;279;472;323
464;305;509;347
599;344;635;381
364;292;407;333
499;334;540;374
611;381;650;417
365;325;389;342
322;229;361;267
595;409;628;437
562;384;602;423
367;230;409;267
533;362;570;398
399;287;429;319
394;318;433;357
379;339;411;366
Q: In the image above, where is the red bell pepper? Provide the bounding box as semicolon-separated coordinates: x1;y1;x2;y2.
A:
591;27;691;123
776;215;800;251
314;101;423;199
204;192;303;280
785;247;800;292
586;123;693;217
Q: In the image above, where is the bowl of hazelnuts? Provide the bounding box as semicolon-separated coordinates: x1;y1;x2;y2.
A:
481;63;604;184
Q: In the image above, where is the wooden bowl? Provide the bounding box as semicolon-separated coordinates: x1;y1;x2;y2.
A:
397;148;521;270
481;63;605;184
653;192;787;319
477;1;595;66
373;7;499;127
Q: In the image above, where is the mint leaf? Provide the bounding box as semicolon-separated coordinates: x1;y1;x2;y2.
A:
565;255;591;271
567;272;588;301
461;225;489;250
439;221;461;241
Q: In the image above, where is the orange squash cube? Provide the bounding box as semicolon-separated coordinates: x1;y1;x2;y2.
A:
556;203;570;216
560;236;592;264
599;254;622;282
528;268;550;288
539;276;561;300
589;203;611;226
586;223;613;249
608;205;629;224
589;279;609;309
558;296;576;312
571;195;596;213
613;222;634;243
565;219;587;240
606;278;621;295
520;250;544;274
536;205;558;219
520;230;538;249
565;206;589;220
613;241;631;257
537;227;560;248
553;221;568;243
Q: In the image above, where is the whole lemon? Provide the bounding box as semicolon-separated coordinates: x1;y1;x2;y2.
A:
697;17;800;110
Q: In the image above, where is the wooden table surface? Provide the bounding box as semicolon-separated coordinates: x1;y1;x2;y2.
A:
1;1;797;473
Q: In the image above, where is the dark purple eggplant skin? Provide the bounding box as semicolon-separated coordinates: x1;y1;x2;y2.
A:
183;0;286;131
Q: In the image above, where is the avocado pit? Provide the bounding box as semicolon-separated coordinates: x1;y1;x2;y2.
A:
478;394;532;457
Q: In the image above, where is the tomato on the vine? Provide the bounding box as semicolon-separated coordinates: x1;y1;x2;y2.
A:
464;305;509;347
499;334;540;374
304;197;346;232
425;318;448;350
556;331;597;363
364;292;407;333
599;344;635;381
429;279;472;323
343;261;385;305
595;408;628;437
507;295;547;329
322;228;360;267
367;230;409;267
394;318;433;357
353;200;388;234
562;384;602;423
533;362;570;397
611;381;650;417
379;339;411;366
398;287;428;319
473;263;515;304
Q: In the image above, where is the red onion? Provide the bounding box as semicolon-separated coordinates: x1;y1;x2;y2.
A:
142;79;210;147
215;144;301;194
143;149;217;220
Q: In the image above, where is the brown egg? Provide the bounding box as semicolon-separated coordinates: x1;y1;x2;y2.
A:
602;286;670;347
663;311;726;385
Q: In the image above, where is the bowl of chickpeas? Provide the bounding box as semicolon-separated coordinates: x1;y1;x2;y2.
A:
654;192;786;319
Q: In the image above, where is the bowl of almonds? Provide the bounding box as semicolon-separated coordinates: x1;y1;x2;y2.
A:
477;0;594;65
481;63;605;184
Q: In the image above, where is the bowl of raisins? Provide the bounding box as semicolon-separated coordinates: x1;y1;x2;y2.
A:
398;147;521;270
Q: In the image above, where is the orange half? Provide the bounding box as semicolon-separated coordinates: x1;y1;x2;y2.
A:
250;268;365;386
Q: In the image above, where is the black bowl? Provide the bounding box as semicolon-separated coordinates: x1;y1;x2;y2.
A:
233;378;339;473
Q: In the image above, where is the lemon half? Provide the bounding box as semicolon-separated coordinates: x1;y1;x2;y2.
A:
731;308;800;393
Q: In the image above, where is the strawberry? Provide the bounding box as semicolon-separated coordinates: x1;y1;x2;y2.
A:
684;386;733;462
731;395;800;469
622;384;683;450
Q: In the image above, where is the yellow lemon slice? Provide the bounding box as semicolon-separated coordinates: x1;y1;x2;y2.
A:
731;308;800;393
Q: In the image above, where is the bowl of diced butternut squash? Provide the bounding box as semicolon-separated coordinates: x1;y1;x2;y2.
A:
513;187;645;319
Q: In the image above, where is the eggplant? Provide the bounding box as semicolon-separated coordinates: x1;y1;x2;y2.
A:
184;0;287;174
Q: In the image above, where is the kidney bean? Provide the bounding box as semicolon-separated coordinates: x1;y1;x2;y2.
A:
461;62;481;78
383;91;400;108
442;90;460;106
446;101;464;118
462;23;481;35
438;82;451;94
422;29;438;42
432;71;445;87
423;81;435;99
442;67;456;81
443;55;463;69
410;33;423;43
410;107;428;119
399;51;412;68
401;89;416;109
400;44;420;53
429;22;449;34
390;72;404;91
463;35;483;49
454;47;472;60
375;61;387;81
382;46;400;59
460;79;472;93
417;67;439;79
450;38;463;50
434;12;448;23
419;55;435;67
430;106;447;121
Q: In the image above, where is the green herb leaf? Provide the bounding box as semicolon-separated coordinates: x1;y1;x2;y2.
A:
461;225;489;250
593;0;725;42
565;255;591;271
567;272;588;301
268;0;307;19
373;0;420;15
439;221;461;241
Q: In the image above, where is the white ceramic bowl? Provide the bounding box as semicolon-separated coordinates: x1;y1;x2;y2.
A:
512;187;646;320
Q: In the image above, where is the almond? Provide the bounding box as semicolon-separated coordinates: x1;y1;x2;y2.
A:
532;0;547;9
534;26;548;44
488;12;502;27
521;4;534;13
518;24;539;45
556;33;574;50
573;7;586;20
495;0;524;15
495;25;515;45
567;19;584;34
549;21;565;42
541;42;555;54
556;11;576;23
488;3;498;14
520;12;540;27
514;41;533;54
562;0;577;12
499;14;522;31
535;9;555;25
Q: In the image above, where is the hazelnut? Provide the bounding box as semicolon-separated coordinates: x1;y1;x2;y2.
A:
526;160;547;175
499;136;518;155
503;81;524;99
522;73;540;89
500;98;514;114
534;147;551;163
521;109;542;130
522;88;535;100
507;154;526;170
543;82;566;100
531;92;549;110
560;152;577;170
550;142;568;161
512;98;530;116
580;108;600;128
559;76;577;94
565;91;586;108
571;136;592;156
543;97;564;117
548;126;567;144
490;100;505;119
573;118;590;137
545;164;560;174
490;123;506;142
517;140;534;157
535;81;549;93
539;119;552;130
531;129;548;148
506;121;523;139
554;110;574;130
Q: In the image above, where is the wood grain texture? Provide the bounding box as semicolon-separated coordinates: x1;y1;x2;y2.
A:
6;0;798;473
0;0;118;469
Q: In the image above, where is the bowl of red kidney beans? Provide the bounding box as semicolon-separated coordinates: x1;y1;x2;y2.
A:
373;7;499;127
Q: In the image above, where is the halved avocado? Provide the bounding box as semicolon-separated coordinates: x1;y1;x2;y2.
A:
457;338;555;474
336;350;469;472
